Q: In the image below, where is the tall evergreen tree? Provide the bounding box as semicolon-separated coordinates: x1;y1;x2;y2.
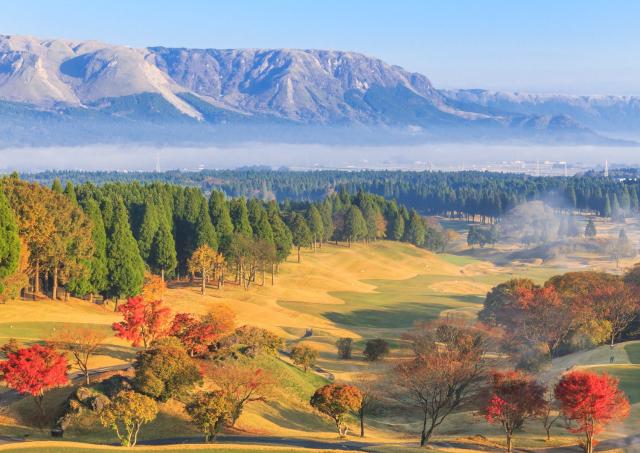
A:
267;202;293;266
150;220;177;281
194;202;218;250
106;199;145;308
67;198;108;300
229;198;253;237
0;186;20;293
248;199;275;245
585;218;597;239
209;191;233;253
137;200;160;262
289;213;312;263
319;199;335;244
63;181;78;205
343;206;367;246
305;205;323;250
404;210;426;247
51;178;63;194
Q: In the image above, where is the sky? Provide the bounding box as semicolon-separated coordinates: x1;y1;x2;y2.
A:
1;0;639;95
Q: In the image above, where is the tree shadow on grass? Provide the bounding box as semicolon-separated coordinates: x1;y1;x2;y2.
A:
97;344;137;362
324;302;454;330
261;400;331;433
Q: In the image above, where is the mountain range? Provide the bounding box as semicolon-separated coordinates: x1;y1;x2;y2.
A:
0;34;638;147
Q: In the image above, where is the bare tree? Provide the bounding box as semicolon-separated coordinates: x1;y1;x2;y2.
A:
50;326;107;385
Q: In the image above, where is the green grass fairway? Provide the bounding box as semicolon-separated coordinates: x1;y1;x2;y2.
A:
589;364;640;404
0;322;113;342
625;342;640;364
0;446;339;453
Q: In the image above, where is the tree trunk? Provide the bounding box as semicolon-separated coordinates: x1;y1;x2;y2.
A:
297;246;301;263
271;263;275;286
201;269;206;295
34;259;40;295
506;432;512;453
113;298;119;312
161;268;165;283
52;264;59;300
420;410;429;446
359;407;365;437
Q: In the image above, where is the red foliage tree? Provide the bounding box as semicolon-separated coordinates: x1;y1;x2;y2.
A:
112;296;171;349
0;344;69;417
169;313;218;357
554;370;630;453
483;370;546;452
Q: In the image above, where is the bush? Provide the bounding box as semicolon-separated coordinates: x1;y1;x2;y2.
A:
134;337;202;401
363;339;389;361
336;337;353;360
290;344;318;372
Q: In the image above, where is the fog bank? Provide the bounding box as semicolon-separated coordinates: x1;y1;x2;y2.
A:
2;143;640;172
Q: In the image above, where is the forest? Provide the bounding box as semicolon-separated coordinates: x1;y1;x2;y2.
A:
0;175;447;304
24;168;640;223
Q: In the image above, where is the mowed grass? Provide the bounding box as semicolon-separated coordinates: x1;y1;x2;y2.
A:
0;444;342;453
625;342;640;364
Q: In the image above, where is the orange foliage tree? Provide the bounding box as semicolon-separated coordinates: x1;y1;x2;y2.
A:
112;296;171;349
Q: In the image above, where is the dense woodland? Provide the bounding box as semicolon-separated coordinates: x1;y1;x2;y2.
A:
0;175;447;303
24;169;640;223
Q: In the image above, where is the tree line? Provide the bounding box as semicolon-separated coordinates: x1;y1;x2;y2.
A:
23;168;640;222
0;175;447;304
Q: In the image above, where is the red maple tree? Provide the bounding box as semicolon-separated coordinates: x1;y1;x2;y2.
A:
169;313;219;357
0;344;69;417
555;370;630;453
483;370;546;452
112;296;171;349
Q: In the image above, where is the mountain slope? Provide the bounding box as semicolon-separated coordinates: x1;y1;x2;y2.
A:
0;34;635;146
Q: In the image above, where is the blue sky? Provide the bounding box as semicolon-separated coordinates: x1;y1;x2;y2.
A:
2;0;638;95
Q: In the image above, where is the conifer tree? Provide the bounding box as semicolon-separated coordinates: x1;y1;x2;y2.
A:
67;198;108;300
585;218;597;238
267;202;293;267
195;202;218;250
51;178;63;193
209;191;233;253
343;206;367;246
248;199;274;245
106;200;145;308
151;220;177;281
319;199;335;243
290;213;312;263
229;198;253;237
305;205;324;250
404;210;426;247
0;187;20;294
63;181;78;205
137;200;160;262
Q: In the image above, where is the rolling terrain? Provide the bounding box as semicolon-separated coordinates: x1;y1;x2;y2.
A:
2;239;638;452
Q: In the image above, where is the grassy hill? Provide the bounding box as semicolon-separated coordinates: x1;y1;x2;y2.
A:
0;241;637;451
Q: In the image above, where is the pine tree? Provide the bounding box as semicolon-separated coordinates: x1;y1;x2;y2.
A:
51;178;63;193
343;206;367;246
585;218;597;239
67;198;108;300
63;181;78;205
248;199;274;245
137;200;160;262
319;199;335;243
267;202;293;266
305;205;324;250
289;213;312;263
195;202;218;250
0;186;20;294
362;204;378;242
229;198;253;237
150;220;177;281
106;199;145;308
404;210;426;247
209;191;233;253
603;195;612;218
